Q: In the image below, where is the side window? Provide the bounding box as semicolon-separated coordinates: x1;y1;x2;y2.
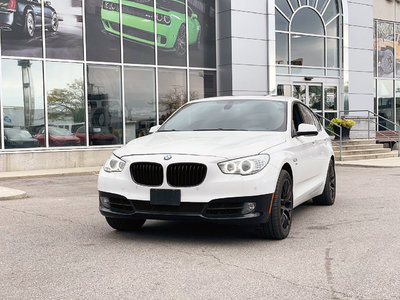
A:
299;105;314;125
299;105;322;131
312;113;322;131
292;103;303;133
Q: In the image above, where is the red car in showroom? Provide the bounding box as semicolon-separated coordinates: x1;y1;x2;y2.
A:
35;127;80;147
75;126;117;145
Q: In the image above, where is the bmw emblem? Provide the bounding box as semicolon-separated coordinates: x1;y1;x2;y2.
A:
164;155;172;161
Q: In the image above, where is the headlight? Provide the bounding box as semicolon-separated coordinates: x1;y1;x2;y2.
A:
103;154;126;173
157;13;171;25
103;1;120;11
218;155;270;176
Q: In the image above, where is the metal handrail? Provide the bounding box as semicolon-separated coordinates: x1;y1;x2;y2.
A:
339;110;400;157
315;113;343;161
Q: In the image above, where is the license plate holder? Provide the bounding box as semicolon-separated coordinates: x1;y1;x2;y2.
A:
150;189;181;206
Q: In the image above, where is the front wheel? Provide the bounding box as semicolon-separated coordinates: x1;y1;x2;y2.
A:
173;24;187;56
260;169;293;240
313;160;336;206
106;217;146;231
23;12;35;38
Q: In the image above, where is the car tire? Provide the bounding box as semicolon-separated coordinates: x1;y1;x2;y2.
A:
260;169;293;240
173;24;187;56
23;11;35;38
49;13;59;32
106;217;146;231
313;160;336;206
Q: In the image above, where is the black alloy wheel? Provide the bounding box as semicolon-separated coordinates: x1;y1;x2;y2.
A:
260;169;293;240
313;159;336;206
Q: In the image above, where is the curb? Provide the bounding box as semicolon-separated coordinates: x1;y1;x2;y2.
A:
336;163;400;169
0;168;101;180
0;187;28;201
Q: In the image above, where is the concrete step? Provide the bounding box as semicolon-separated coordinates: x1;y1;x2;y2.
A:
331;139;377;146
332;144;383;151
334;148;392;156
337;152;398;161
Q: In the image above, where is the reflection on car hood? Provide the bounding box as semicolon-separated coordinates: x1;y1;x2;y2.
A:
115;131;286;159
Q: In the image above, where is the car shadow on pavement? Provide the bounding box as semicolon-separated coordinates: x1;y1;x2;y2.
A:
101;201;317;245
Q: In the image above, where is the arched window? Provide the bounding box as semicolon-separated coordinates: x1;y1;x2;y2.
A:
275;0;342;76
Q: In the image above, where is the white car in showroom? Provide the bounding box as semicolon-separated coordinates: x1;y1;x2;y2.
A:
98;96;336;240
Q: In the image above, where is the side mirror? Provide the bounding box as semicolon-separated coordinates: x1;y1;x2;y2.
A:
149;125;161;134
45;1;51;6
192;14;198;20
297;123;318;136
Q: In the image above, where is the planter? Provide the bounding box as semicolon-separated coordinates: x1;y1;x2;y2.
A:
333;126;350;140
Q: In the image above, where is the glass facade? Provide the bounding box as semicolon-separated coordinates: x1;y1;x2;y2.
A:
0;0;216;150
275;0;342;76
374;20;400;129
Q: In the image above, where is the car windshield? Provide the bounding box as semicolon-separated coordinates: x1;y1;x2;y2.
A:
5;128;33;139
49;127;73;136
160;100;287;132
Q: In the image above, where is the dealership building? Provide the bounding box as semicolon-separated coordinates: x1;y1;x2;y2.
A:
0;0;399;171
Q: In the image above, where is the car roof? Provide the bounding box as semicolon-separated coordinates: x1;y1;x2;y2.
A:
190;95;298;104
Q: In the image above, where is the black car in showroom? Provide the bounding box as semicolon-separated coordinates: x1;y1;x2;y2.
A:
0;0;58;37
4;127;39;148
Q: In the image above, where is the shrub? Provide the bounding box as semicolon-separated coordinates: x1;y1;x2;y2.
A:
329;118;355;132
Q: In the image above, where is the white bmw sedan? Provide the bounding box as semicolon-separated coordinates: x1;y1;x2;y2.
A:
98;96;336;239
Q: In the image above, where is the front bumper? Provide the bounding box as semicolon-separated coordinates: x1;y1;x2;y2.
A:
99;191;273;224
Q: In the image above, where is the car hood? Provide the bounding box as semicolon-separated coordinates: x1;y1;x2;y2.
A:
115;131;286;159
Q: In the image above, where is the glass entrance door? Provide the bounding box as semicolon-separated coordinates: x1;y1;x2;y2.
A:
277;82;339;124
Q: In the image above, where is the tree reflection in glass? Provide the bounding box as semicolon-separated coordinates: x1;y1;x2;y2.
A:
46;62;85;147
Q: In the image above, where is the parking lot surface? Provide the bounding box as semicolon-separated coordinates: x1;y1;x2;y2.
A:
1;166;399;299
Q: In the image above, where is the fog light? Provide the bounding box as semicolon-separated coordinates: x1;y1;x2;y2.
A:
100;196;111;208
242;202;256;214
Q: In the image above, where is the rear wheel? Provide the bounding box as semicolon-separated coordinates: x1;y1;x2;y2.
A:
106;217;146;231
260;170;293;240
313;160;336;206
49;13;58;32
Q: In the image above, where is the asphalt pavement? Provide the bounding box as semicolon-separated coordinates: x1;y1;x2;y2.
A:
0;166;399;299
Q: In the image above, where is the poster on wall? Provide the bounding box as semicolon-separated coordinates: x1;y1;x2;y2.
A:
122;0;155;64
377;22;394;78
156;0;187;66
0;0;44;57
45;0;84;60
396;24;400;78
188;0;215;68
85;0;121;63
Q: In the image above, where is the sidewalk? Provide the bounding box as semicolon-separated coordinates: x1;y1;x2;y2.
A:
0;166;101;180
336;157;400;168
